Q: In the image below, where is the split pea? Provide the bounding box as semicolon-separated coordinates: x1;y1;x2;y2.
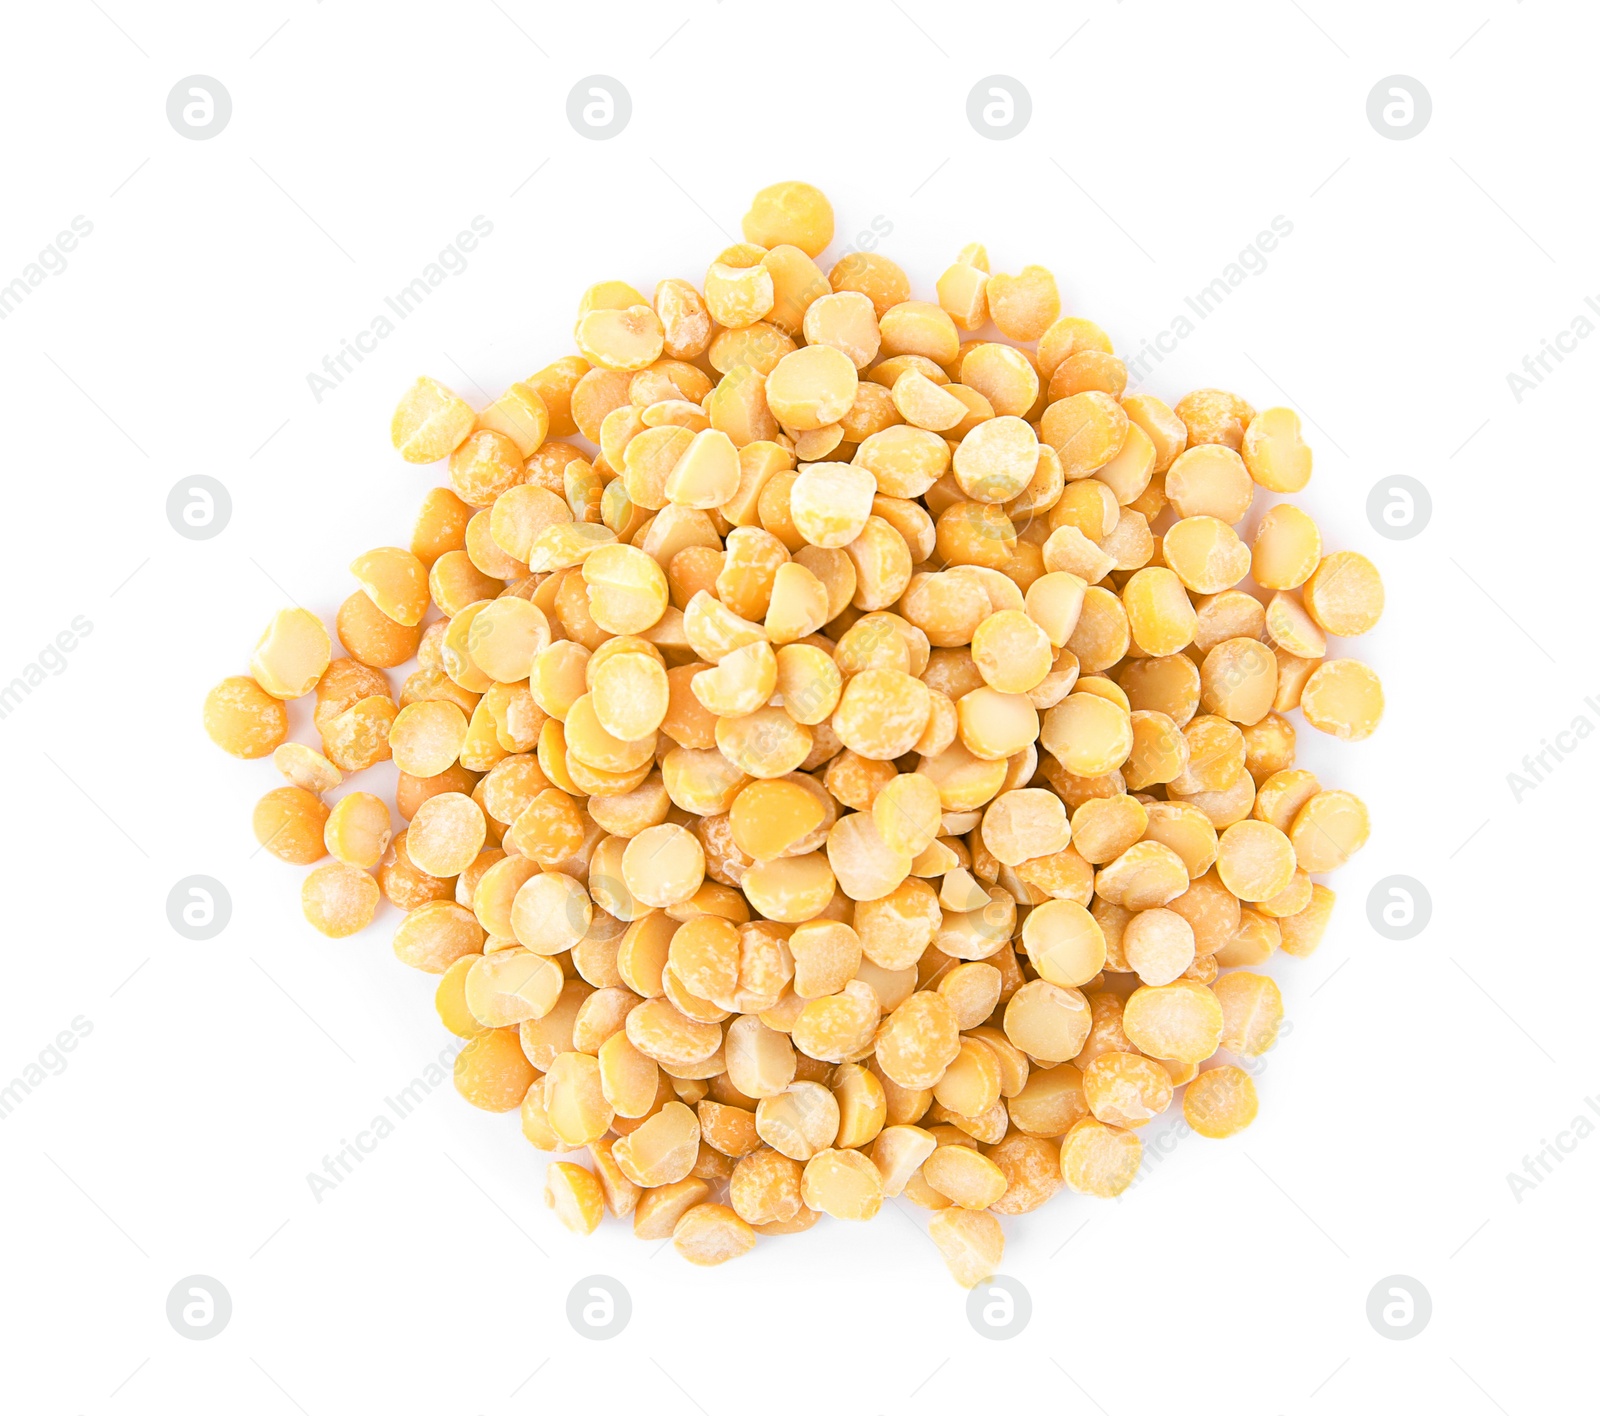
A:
208;181;1391;1285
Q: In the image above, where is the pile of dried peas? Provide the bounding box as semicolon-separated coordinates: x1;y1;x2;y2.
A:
204;181;1383;1285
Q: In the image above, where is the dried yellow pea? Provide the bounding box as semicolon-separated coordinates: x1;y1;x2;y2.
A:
1183;1065;1259;1137
208;180;1389;1286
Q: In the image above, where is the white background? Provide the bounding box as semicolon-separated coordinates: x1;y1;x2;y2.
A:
1;1;1594;1412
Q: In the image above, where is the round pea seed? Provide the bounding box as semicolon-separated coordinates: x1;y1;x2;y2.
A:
1121;908;1196;985
511;870;592;955
251;608;332;700
1121;981;1224;1063
1060;1118;1142;1197
1300;659;1385;741
405;792;486;878
388;700;468;778
1242;407;1311;492
1252;503;1322;589
1020;900;1106;987
1082;1052;1174;1128
392;377;475;464
301;862;379;937
928;1206;1005;1287
673;1202;757;1265
755;1081;840;1161
1213;970;1284;1058
1183;1065;1259;1138
393;900;484;973
971;610;1054;694
621;824;705;908
453;1027;535;1112
253;787;330;865
1289;789;1370;872
205;676;289;759
466;948;564;1028
1041;693;1132;778
1003;980;1091;1063
743;182;833;258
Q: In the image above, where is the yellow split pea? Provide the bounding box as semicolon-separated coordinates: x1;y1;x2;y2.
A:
209;178;1386;1285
